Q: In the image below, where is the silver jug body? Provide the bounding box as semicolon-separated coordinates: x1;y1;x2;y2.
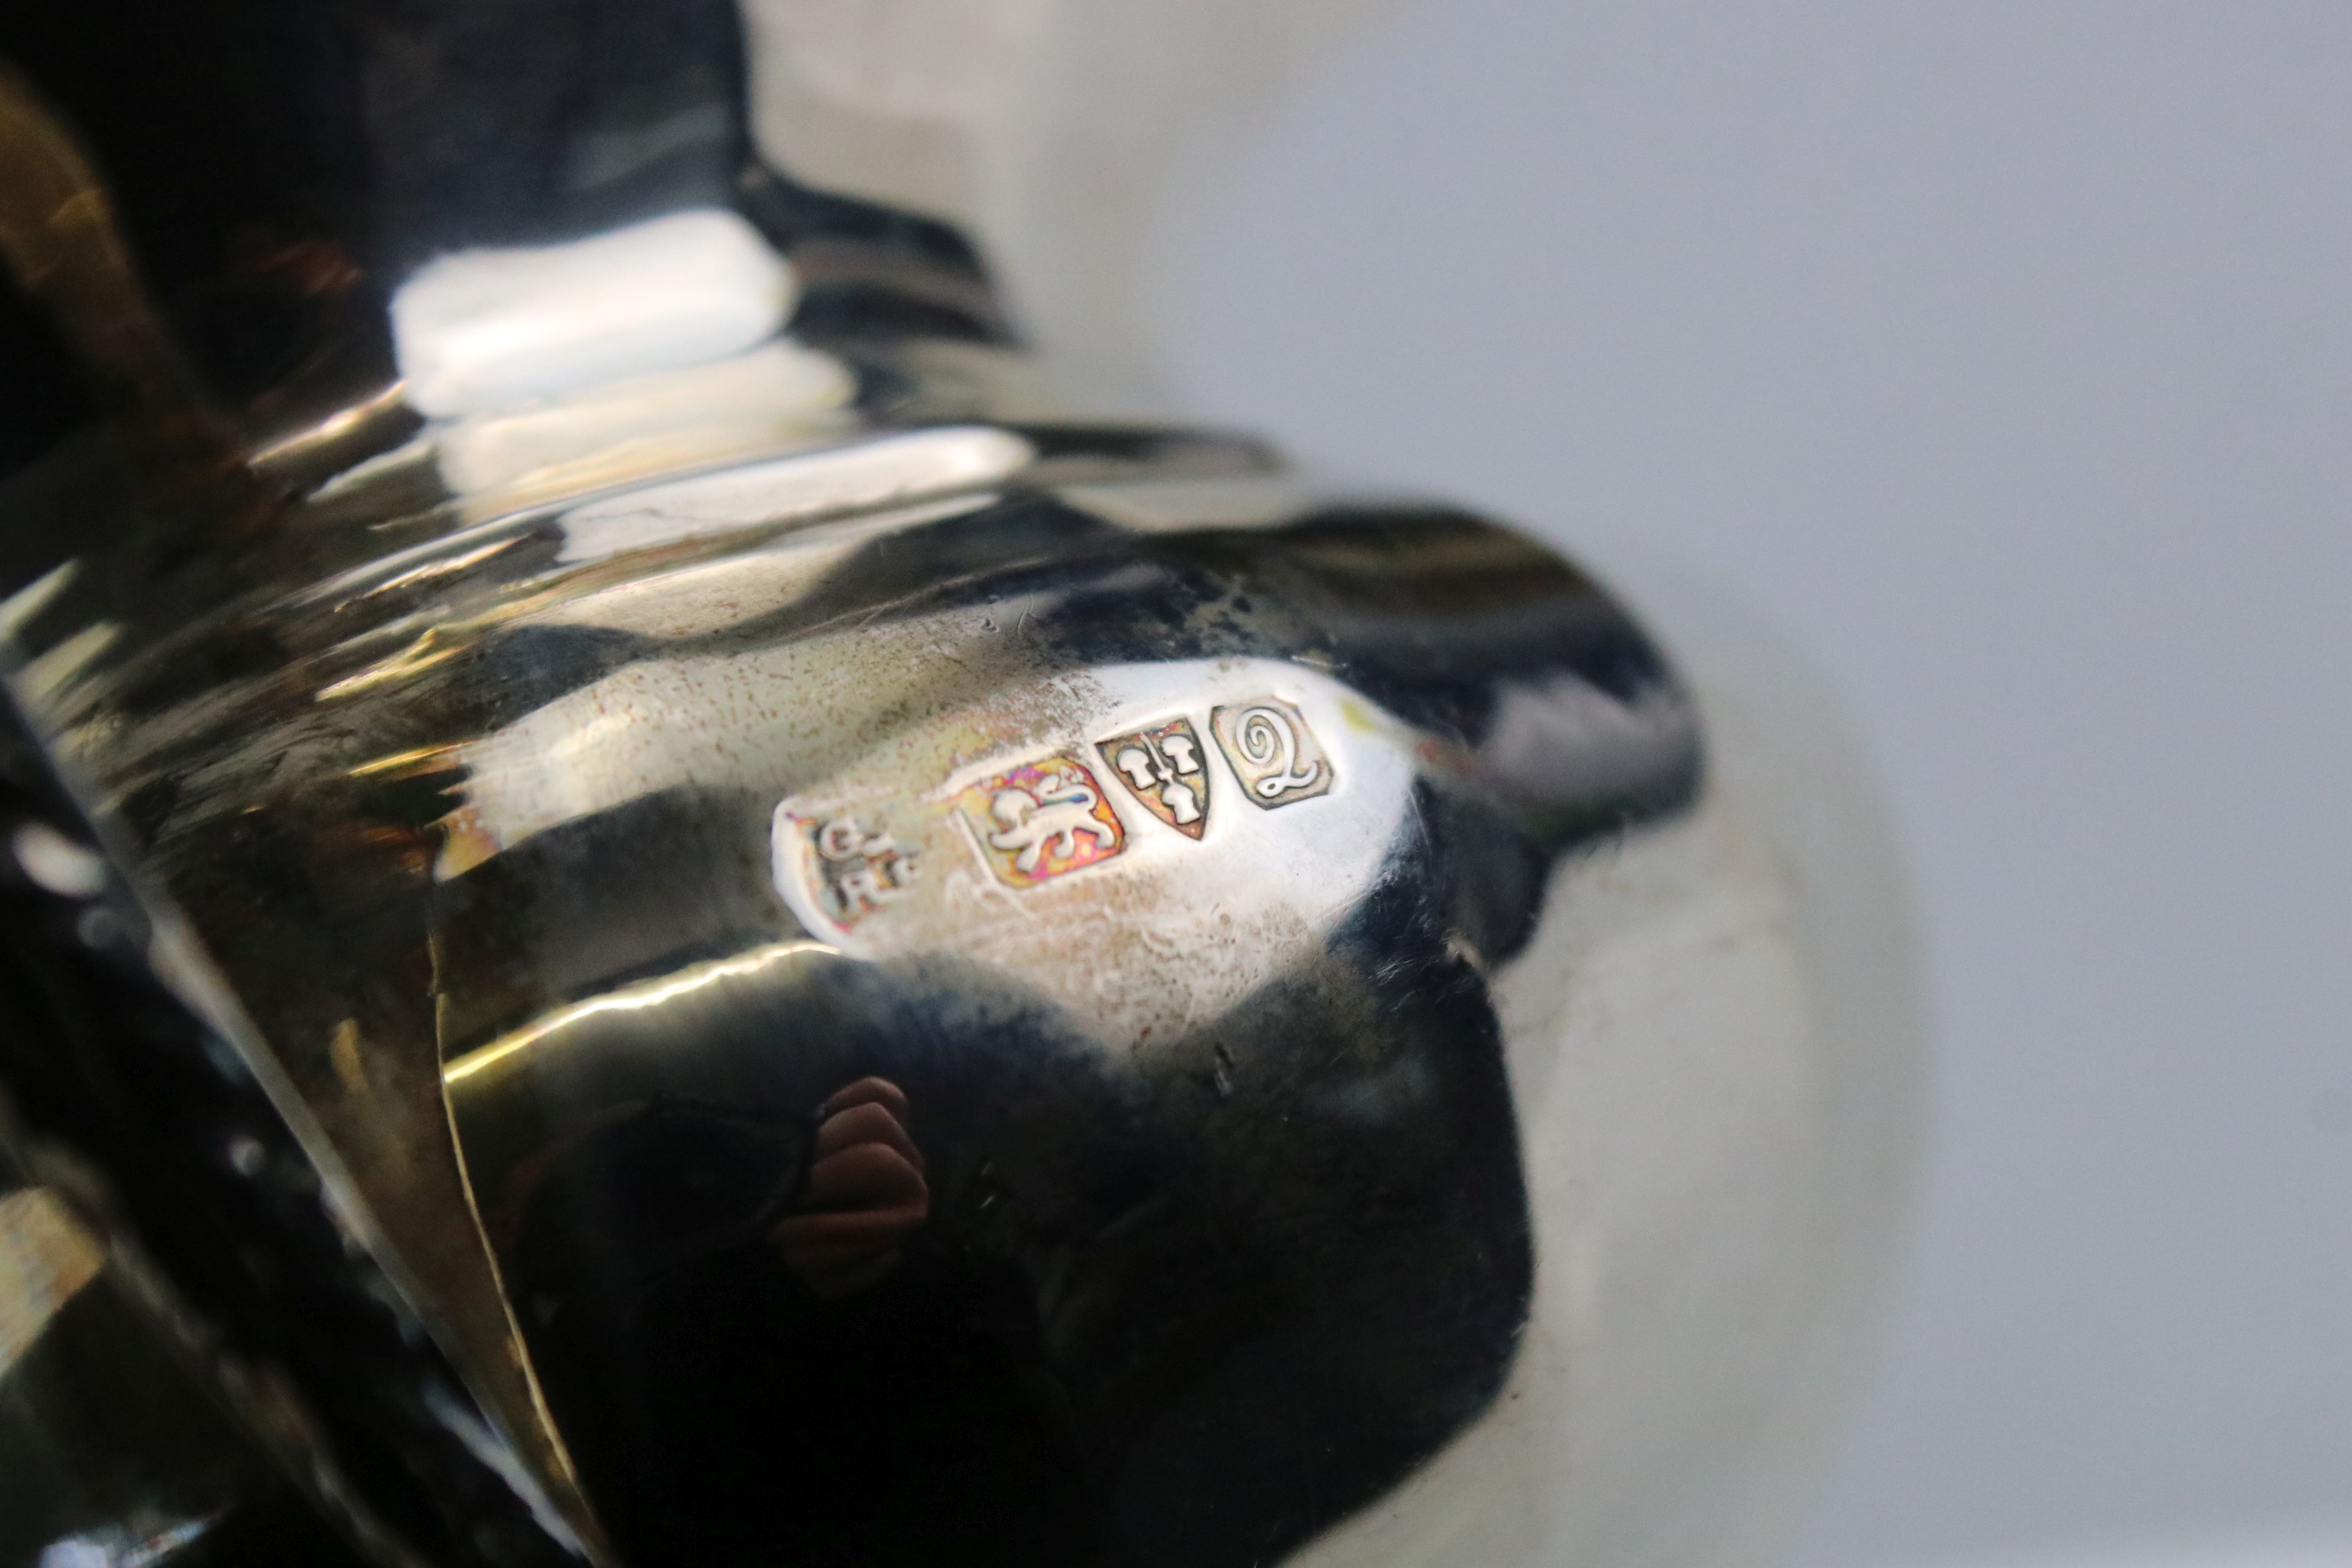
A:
0;8;1919;1567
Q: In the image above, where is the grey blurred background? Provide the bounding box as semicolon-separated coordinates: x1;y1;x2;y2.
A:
1149;3;2352;1564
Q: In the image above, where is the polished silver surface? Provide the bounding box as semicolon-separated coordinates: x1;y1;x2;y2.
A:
0;6;1917;1567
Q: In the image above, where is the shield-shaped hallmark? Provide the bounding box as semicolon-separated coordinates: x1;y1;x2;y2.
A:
1096;718;1212;839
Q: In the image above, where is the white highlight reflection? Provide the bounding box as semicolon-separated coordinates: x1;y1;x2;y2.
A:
393;209;796;417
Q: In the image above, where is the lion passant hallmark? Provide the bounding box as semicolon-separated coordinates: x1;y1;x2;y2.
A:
956;755;1127;887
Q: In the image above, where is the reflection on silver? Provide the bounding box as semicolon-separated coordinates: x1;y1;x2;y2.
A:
393;210;798;417
442;941;840;1089
442;341;856;505
553;423;1032;560
0;9;1917;1568
37;1514;221;1568
0;1188;104;1376
9;822;109;900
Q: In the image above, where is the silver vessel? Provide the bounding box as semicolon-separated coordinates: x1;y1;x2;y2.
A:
0;6;1920;1566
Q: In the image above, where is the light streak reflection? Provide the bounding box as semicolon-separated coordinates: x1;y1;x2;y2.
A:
440;939;837;1087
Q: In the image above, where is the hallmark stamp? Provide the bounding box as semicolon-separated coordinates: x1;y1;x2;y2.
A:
1097;717;1211;838
1211;698;1333;808
775;809;919;933
958;756;1125;887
